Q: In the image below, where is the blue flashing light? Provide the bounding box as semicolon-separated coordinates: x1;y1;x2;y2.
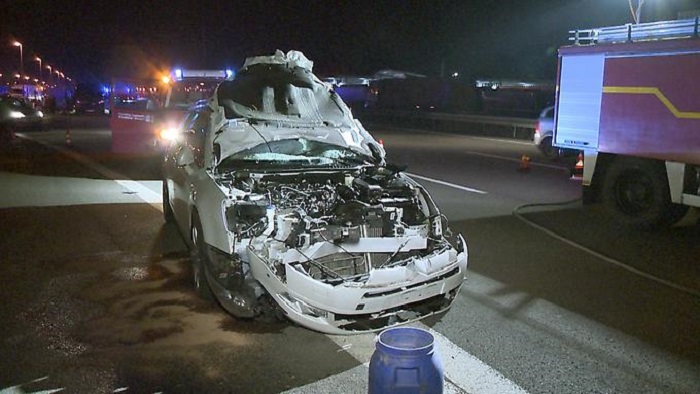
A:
225;69;235;78
174;69;183;81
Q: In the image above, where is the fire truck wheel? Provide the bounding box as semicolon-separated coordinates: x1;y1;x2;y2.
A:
602;158;687;227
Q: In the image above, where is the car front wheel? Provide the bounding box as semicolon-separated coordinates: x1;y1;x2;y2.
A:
190;214;214;300
539;136;559;158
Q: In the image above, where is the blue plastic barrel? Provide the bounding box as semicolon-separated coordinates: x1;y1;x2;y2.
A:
368;326;444;394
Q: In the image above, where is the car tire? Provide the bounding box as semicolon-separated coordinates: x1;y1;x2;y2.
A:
255;294;287;323
601;157;688;228
539;137;559;159
190;214;214;300
162;180;174;223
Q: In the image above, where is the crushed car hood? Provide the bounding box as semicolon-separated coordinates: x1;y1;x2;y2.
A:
208;50;384;167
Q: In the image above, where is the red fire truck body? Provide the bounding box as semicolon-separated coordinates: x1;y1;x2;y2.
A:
554;18;700;226
109;69;229;153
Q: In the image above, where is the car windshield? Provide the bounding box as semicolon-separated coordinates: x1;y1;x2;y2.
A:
217;138;372;171
216;63;352;127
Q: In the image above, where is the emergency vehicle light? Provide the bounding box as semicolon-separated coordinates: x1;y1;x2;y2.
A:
172;69;227;80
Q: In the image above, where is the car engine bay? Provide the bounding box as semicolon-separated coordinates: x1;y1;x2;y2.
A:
221;165;456;285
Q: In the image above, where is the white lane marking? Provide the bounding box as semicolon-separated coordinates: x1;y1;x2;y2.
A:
16;134;164;212
0;172;163;208
115;180;161;203
283;363;468;394
406;172;488;194
470;135;535;146
0;376;65;393
463;271;699;393
326;323;527;394
417;323;528;394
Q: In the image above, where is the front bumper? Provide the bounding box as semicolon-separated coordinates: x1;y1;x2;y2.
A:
248;236;468;335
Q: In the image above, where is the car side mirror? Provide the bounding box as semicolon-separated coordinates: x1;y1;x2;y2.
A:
175;145;195;167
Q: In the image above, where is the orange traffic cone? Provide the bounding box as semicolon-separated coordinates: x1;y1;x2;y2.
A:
518;154;531;172
65;129;71;145
571;152;584;180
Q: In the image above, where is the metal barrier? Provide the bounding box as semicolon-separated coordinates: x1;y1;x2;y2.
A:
360;109;537;140
570;17;700;45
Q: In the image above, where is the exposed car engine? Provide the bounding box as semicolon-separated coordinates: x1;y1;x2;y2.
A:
222;166;451;284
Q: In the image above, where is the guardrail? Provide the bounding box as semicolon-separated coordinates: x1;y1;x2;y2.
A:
570;17;700;45
360;109;537;141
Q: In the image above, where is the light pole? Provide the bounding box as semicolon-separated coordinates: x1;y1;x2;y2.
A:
13;41;23;77
45;65;52;86
55;69;62;88
35;57;42;81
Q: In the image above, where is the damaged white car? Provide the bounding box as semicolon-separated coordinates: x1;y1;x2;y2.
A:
162;50;468;334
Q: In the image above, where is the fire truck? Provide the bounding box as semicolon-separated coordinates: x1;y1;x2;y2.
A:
109;69;232;153
553;18;700;227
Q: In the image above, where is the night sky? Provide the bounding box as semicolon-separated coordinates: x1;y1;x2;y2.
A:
1;0;697;84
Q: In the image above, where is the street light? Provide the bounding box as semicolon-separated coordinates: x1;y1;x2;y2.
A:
45;65;53;86
35;57;42;80
13;41;23;76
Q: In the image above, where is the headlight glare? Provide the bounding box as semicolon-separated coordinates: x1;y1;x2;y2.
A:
159;127;180;142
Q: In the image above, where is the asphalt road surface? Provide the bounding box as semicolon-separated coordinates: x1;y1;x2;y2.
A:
0;115;698;393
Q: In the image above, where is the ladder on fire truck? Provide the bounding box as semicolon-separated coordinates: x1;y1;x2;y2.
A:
570;17;700;45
